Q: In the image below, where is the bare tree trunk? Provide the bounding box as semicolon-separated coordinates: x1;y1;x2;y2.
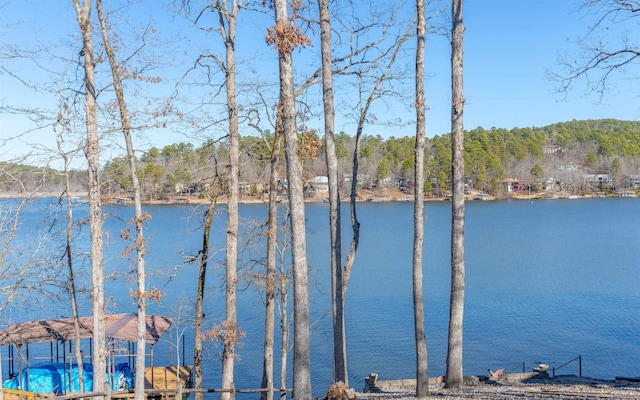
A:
195;188;218;400
344;24;411;289
56;134;85;393
71;1;106;394
279;271;289;398
317;0;346;386
344;129;361;291
218;1;240;398
276;200;291;400
260;131;281;400
446;0;465;389
271;0;312;396
336;23;413;392
95;2;148;397
413;0;429;395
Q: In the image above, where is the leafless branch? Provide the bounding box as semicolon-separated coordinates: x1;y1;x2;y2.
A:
552;0;640;100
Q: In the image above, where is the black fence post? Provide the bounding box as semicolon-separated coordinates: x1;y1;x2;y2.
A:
579;355;582;377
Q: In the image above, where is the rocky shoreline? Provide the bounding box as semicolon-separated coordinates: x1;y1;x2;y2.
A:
355;374;640;399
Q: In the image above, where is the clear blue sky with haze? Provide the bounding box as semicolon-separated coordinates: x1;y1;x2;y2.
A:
1;0;639;166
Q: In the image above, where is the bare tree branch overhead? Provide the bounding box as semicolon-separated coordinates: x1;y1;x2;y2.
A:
552;0;640;100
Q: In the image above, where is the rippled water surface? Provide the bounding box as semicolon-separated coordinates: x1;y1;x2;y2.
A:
5;198;640;396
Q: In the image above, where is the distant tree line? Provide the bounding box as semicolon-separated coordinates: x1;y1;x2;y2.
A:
2;118;639;198
0;162;87;194
102;118;640;199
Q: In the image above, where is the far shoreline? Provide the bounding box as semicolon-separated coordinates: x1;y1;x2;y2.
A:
1;188;637;204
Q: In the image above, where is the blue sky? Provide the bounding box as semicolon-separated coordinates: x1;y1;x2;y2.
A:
441;0;640;133
1;0;639;166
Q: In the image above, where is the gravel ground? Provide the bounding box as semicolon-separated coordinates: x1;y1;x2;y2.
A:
356;378;640;399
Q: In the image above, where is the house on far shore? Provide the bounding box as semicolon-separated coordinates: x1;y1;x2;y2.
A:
625;174;640;189
342;173;372;189
500;178;522;193
306;176;329;192
113;196;134;205
544;177;557;192
584;174;612;188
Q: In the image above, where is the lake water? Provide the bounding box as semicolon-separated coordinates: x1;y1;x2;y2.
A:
3;198;640;396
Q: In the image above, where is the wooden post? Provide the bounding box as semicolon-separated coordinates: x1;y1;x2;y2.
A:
267;380;273;400
106;378;112;400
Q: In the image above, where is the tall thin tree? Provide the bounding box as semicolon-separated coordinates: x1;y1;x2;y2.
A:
267;0;312;396
216;1;241;398
56;129;85;393
260;128;281;400
413;0;429;396
344;22;412;291
446;0;465;389
71;0;107;394
246;103;281;400
195;182;219;400
95;2;149;398
317;0;346;385
339;19;413;389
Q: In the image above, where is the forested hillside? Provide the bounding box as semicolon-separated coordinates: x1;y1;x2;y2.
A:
2;119;639;199
0;162;87;195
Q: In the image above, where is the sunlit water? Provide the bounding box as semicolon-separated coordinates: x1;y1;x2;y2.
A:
3;198;639;396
